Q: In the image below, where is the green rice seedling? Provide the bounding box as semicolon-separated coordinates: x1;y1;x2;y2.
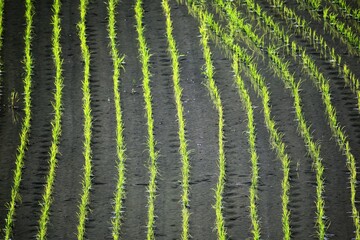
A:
305;0;322;11
255;0;360;124
181;2;293;239
36;0;64;239
212;1;264;239
326;0;360;29
267;45;327;239
331;0;352;18
247;0;360;132
161;0;191;239
343;64;360;113
270;0;283;8
198;8;227;240
300;47;360;239
225;2;329;237
213;0;263;48
274;0;358;56
256;3;360;236
134;0;159;239
107;0;127;239
76;0;93;239
232;51;261;240
212;0;266;60
3;0;34;239
199;1;292;239
295;0;360;55
230;1;360;238
324;11;360;54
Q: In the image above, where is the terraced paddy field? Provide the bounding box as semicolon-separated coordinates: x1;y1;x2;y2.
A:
0;0;360;239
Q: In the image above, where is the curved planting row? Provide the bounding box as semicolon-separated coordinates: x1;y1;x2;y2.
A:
271;2;360;111
268;0;358;56
170;3;227;239
331;0;360;23
267;47;327;239
279;2;360;114
225;1;360;238
180;1;293;239
322;0;360;34
107;0;127;239
245;0;360;114
213;1;329;238
232;53;261;240
76;0;93;239
212;0;262;49
198;6;227;240
211;1;262;239
3;0;34;239
36;0;64;239
296;0;360;56
299;48;360;239
134;0;159;239
161;0;191;239
250;1;360;231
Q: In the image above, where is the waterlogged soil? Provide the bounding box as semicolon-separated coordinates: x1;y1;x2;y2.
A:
0;0;359;239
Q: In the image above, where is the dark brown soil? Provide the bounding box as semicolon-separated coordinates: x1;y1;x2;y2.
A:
0;0;359;239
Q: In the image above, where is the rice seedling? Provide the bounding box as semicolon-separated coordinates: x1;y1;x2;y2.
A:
304;0;322;11
161;0;191;239
212;1;263;239
273;2;359;68
213;0;263;48
267;46;327;239
267;0;358;56
107;0;127;239
76;0;93;238
343;64;360;113
36;0;64;239
216;1;329;237
246;0;356;116
178;1;293;239
198;7;227;240
232;51;261;240
249;0;360;119
3;0;34;239
323;8;360;54
326;0;360;26
299;48;360;239
241;3;360;237
134;0;159;239
189;1;292;239
229;1;359;238
295;0;360;55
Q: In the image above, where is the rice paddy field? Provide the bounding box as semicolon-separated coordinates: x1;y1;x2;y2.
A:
0;0;360;239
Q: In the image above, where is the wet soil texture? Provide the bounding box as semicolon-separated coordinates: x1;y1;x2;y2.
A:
0;0;360;239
